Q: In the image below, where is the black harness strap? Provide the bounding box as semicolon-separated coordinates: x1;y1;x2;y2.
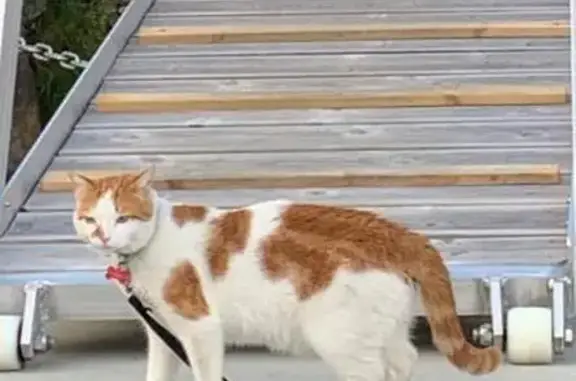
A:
127;294;229;381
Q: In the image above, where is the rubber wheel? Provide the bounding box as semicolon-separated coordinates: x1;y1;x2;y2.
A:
506;307;553;364
0;315;24;371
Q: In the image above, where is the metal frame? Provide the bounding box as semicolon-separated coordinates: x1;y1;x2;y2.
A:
0;0;23;193
19;281;53;362
570;0;576;323
0;261;570;317
0;0;155;237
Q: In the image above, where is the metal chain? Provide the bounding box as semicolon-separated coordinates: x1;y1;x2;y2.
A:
116;0;131;16
18;36;88;71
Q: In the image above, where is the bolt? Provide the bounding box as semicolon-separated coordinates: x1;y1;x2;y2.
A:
472;323;494;347
472;327;479;340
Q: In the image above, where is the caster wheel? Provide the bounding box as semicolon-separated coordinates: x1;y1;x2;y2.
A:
506;307;553;364
0;315;24;371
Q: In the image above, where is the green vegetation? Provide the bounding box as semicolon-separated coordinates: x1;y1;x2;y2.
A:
24;0;120;123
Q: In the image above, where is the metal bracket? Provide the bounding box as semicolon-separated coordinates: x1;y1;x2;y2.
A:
567;197;573;248
473;278;505;347
19;281;54;361
487;278;505;348
549;278;574;354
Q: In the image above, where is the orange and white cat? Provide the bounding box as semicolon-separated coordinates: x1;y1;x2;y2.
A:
70;169;501;381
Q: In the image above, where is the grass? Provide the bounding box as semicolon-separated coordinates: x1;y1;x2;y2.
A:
24;0;120;124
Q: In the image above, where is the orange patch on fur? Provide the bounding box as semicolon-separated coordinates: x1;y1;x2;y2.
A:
72;172;153;220
261;227;366;299
163;261;209;320
206;209;252;278
171;204;207;227
260;203;501;375
261;203;418;300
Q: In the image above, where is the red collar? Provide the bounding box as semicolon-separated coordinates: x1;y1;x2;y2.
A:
105;265;132;286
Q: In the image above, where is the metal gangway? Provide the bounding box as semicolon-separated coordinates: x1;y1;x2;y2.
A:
0;0;575;370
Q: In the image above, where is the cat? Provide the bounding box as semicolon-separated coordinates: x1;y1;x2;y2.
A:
70;168;502;381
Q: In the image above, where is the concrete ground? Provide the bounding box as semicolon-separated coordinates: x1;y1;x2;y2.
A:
4;320;576;381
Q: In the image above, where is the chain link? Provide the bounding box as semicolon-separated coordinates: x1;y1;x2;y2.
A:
18;37;88;71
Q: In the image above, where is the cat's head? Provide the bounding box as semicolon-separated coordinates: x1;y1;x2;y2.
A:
70;168;157;256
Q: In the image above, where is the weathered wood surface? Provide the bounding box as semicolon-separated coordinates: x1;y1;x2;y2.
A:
122;38;569;58
1;0;570;275
46;149;571;175
100;74;569;95
95;85;569;113
77;105;571;129
23;185;569;212
39;164;562;192
140;13;569;28
148;13;568;25
149;0;568;14
137;21;568;45
3;203;567;241
107;50;569;80
0;235;567;273
151;0;566;8
61;121;570;156
0;243;104;272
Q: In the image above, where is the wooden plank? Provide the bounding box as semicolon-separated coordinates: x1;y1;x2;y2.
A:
0;235;567;272
3;204;566;241
0;243;104;272
24;184;568;212
46;147;572;177
95;85;569;113
152;0;566;7
39;165;561;192
149;0;568;15
101;72;569;94
141;11;569;28
136;21;568;45
103;72;568;90
107;50;569;80
122;38;569;59
60;121;570;155
77;105;571;129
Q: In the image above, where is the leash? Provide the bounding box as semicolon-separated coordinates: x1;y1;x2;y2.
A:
127;294;191;365
106;265;229;381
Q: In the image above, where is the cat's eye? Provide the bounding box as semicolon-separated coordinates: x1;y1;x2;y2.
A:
82;216;96;224
116;216;130;224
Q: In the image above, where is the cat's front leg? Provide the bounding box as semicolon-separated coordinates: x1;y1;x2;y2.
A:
176;315;224;381
143;322;180;381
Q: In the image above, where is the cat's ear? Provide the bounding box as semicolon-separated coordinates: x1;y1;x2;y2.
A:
67;172;96;188
133;165;155;188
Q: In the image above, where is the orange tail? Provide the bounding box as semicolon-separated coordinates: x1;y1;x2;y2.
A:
412;245;502;375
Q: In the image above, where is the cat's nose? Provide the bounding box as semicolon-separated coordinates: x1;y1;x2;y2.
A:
100;236;110;246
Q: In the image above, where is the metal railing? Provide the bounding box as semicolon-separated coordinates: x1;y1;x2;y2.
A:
0;0;23;193
0;0;155;237
570;0;576;319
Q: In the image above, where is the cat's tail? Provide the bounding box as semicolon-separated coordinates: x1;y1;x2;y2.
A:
412;244;502;375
